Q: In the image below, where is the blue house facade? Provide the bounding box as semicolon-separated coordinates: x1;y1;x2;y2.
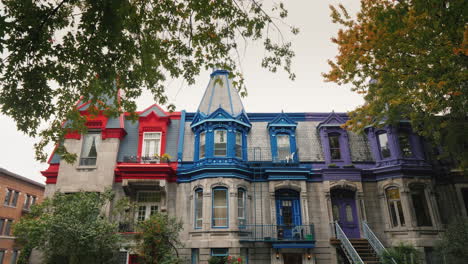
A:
174;70;465;264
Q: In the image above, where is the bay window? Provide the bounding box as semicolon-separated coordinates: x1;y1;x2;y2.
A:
199;132;206;159
195;189;203;229
410;185;432;226
212;187;228;227
235;131;242;158
386;187;405;227
238;188;246;225
398;132;413;158
214;130;227;156
80;131;101;166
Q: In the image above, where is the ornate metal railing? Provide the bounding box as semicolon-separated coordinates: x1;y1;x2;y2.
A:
362;221;397;264
247;147;300;164
121;155;171;164
335;222;364;264
239;224;315;242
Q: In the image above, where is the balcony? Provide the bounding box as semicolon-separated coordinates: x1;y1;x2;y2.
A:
239;224;315;243
247;147;300;165
122;155;171;164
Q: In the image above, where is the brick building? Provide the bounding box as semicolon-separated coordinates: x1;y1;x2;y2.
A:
0;167;44;264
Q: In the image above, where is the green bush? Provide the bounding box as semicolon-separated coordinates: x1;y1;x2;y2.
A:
436;217;468;264
382;243;421;264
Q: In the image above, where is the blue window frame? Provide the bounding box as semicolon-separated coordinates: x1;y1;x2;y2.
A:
195;189;203;229
237;188;246;225
199;132;206;159
211;248;229;257
212;187;228;228
214;130;227;156
276;134;291;160
235;131;242;158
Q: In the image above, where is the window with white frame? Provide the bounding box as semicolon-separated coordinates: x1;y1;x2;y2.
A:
276;134;291;160
212;188;228;227
136;191;161;222
80;131;101;166
194;189;203;229
377;132;391;159
0;218;13;236
235;131;242;158
237;188;246;226
23;194;37;211
386;187;405;227
214;130;227;156
142;132;161;161
4;189;19;207
199;132;206;159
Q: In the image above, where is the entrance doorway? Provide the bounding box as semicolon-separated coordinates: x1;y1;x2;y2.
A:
331;189;360;238
283;253;303;264
275;189;302;240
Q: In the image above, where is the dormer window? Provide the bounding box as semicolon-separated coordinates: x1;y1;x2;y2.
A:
199;132;206;159
142;132;161;160
214;130;227;156
277;134;291;160
235;131;242;158
377;132;391;159
398;132;413;158
80;131;101;166
328;133;341;160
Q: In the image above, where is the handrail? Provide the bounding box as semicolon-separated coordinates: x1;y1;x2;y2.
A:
335;222;364;264
362;221;397;264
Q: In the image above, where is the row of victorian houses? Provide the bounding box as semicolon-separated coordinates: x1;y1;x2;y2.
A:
40;70;468;264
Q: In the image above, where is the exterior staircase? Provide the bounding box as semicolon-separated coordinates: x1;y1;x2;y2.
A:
349;239;381;264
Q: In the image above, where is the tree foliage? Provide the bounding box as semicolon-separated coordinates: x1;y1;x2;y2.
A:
324;0;467;169
436;217;468;264
134;213;184;264
0;0;298;162
381;243;421;264
13;191;121;264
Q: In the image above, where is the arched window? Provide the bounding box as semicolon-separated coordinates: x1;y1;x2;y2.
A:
199;132;206;159
194;189;203;229
214;130;227;156
237;188;246;225
410;185;432;226
212;187;228;227
386;187;405;227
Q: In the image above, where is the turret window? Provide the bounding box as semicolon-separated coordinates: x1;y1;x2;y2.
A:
398;132;413;158
235;131;242;158
328;133;341;160
377;132;391;159
214;130;227;156
199;132;206;159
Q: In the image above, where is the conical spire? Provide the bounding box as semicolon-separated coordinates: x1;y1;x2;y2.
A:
197;70;245;116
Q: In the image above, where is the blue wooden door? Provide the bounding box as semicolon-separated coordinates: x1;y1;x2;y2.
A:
276;193;301;240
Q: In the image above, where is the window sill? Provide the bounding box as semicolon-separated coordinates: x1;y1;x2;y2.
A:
0;235;15;239
3;205;17;208
76;165;97;171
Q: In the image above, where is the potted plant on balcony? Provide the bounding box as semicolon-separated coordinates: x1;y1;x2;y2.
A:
160;153;171;163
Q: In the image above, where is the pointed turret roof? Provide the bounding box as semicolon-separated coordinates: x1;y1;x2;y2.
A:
197;70;245;116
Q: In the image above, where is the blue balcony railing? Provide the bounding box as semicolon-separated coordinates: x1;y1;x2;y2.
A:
239;224;315;242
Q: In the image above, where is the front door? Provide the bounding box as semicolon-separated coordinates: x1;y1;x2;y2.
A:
276;189;302;240
283;253;303;264
331;189;360;238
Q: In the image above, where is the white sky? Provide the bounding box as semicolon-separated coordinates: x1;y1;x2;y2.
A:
0;1;362;184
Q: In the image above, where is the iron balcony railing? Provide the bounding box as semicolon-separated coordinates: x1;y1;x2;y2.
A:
239;224;315;242
121;155;171;164
247;147;300;164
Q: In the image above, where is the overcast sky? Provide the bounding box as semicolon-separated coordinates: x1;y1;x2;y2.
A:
0;1;361;184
